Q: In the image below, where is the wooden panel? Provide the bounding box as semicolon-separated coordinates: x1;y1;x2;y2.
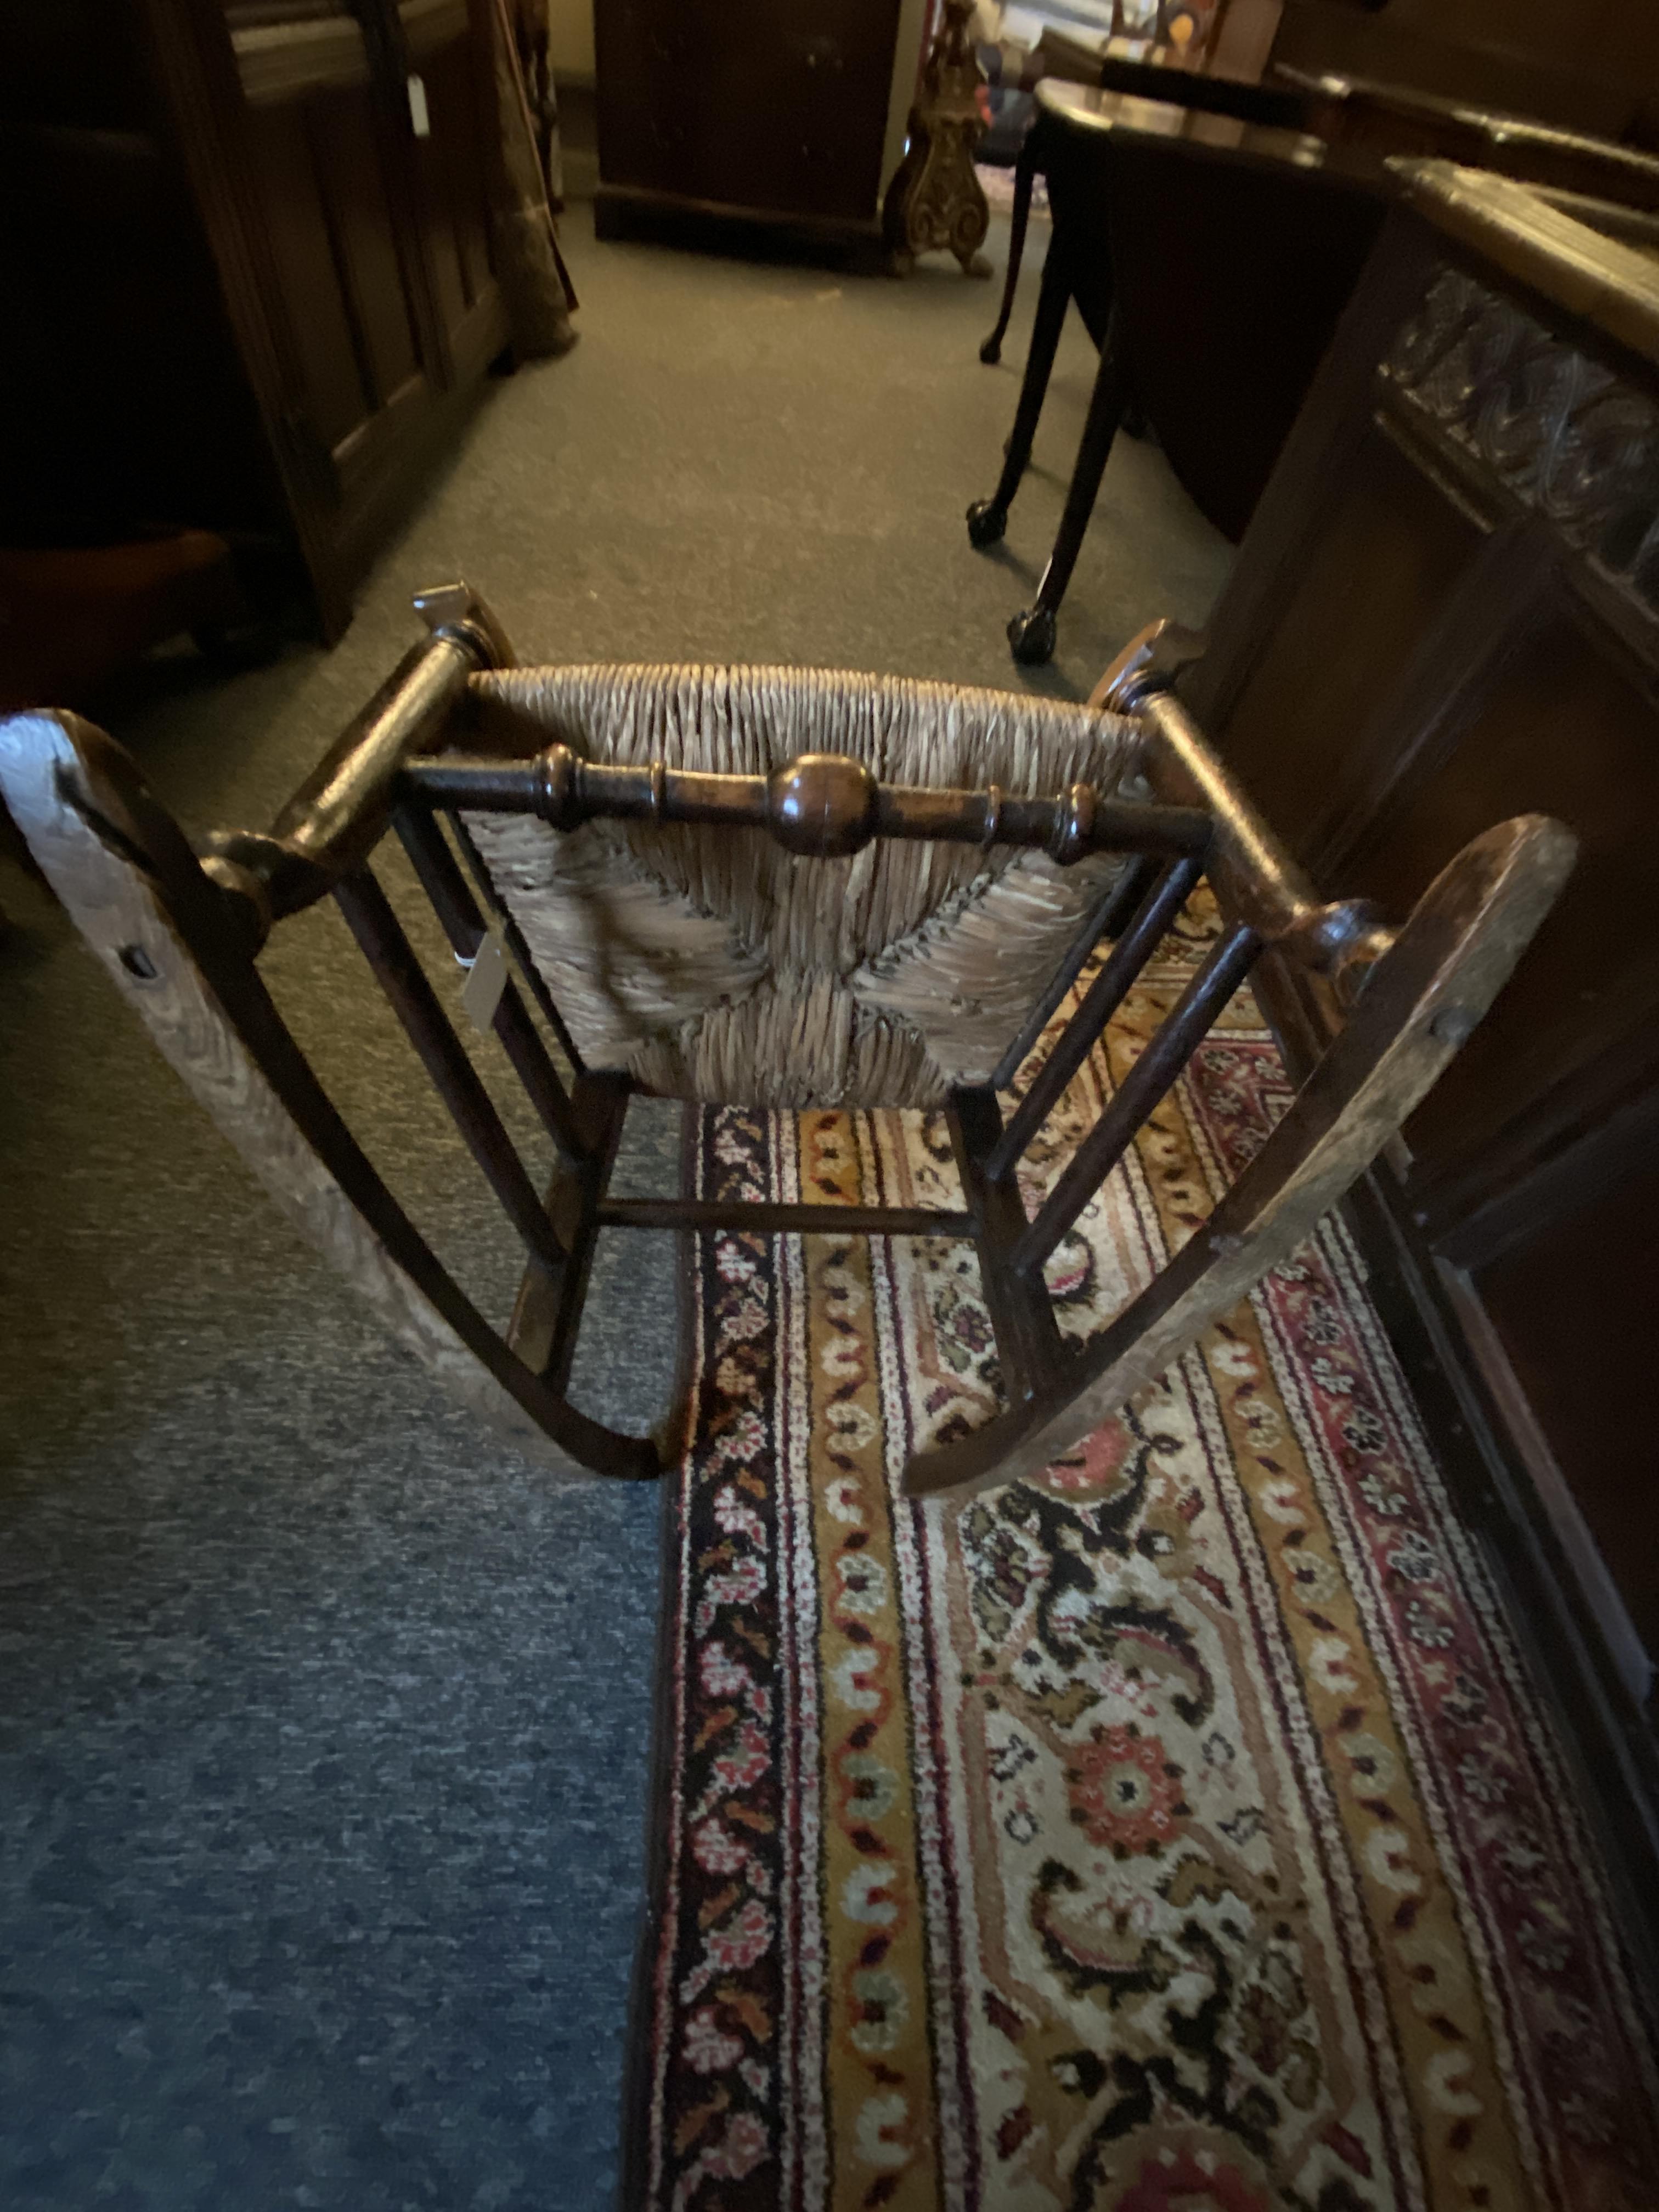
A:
206;3;450;516
3;0;511;640
239;99;370;454
227;4;371;107
596;0;905;225
417;45;474;331
0;120;276;535
1472;1124;1659;1655
1;0;155;128
1190;178;1659;1952
1272;0;1659;139
309;86;429;411
407;20;502;359
1211;422;1485;852
1105;138;1384;541
1342;599;1659;1182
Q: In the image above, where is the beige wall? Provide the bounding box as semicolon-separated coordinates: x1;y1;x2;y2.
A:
548;0;595;83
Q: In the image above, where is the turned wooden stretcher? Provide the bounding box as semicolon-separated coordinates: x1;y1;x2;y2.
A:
0;586;1573;1499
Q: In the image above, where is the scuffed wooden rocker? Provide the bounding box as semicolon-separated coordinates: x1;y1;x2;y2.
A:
0;586;1573;1500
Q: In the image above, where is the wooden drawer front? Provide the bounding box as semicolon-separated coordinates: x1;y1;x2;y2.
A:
596;0;902;223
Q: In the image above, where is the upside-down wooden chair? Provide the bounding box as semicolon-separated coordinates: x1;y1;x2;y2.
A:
0;586;1572;1500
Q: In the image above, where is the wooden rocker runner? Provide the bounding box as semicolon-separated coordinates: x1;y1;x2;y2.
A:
0;588;1573;1500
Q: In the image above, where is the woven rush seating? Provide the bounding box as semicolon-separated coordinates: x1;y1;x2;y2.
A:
460;662;1139;1108
0;584;1575;1500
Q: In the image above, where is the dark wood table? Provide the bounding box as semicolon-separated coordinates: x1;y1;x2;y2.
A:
966;30;1659;664
1273;64;1659;211
1039;29;1659;211
968;78;1386;663
987;31;1659;383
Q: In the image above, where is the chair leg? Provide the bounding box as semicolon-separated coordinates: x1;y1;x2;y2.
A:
902;811;1575;1502
967;233;1073;550
506;1073;631;1396
979;135;1039;365
1008;304;1130;665
0;707;662;1482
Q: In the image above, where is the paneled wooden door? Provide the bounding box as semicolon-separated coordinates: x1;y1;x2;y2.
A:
397;0;509;385
221;1;509;623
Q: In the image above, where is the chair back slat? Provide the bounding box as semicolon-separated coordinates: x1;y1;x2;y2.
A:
393;806;585;1162
332;866;569;1279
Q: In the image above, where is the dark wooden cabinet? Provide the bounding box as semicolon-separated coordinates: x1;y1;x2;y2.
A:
1272;0;1659;142
1;0;510;638
594;0;927;244
219;1;511;615
1183;166;1659;1931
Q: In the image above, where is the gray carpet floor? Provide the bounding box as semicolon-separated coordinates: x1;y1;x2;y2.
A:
0;206;1231;2211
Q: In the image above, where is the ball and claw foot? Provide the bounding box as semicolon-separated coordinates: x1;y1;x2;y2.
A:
966;499;1007;548
1007;603;1057;665
979;335;1002;365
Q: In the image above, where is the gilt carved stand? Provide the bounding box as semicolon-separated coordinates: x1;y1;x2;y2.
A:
883;0;991;278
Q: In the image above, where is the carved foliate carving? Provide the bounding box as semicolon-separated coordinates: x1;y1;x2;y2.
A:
1382;266;1659;616
882;0;991;278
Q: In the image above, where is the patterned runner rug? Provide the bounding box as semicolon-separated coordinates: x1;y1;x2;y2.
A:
625;903;1658;2211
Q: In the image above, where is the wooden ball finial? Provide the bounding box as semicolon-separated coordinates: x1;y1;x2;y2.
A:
533;743;582;830
1047;781;1098;866
766;753;878;858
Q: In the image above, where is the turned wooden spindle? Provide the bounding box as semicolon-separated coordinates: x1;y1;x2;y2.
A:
765;752;878;857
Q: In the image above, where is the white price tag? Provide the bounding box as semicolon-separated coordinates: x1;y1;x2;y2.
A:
461;919;509;1032
407;74;431;139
